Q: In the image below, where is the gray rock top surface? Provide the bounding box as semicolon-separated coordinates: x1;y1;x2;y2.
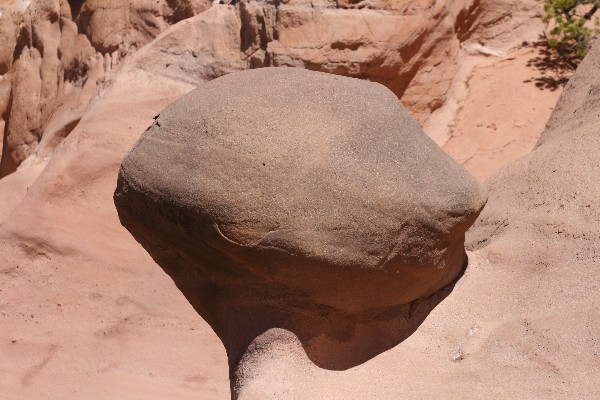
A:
118;67;486;278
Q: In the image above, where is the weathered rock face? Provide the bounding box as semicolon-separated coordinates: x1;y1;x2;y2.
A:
114;67;486;396
247;0;452;110
239;0;542;123
0;0;543;178
0;0;210;177
0;6;243;399
129;6;247;86
77;0;212;54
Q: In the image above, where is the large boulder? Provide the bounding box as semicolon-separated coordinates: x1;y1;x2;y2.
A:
114;67;486;396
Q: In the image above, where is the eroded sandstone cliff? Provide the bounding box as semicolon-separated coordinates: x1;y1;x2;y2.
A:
0;0;210;177
3;1;596;399
0;0;542;178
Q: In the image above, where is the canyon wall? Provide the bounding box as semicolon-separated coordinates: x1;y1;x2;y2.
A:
0;0;541;178
0;0;211;176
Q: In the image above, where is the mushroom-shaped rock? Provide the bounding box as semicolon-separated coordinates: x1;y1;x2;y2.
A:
114;67;486;398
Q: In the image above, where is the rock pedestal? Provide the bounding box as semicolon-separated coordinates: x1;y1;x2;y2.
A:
114;67;486;398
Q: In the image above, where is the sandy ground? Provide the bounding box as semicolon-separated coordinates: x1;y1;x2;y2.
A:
0;239;229;400
423;44;569;181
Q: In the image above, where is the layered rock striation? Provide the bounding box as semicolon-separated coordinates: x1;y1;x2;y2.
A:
0;0;210;177
468;42;600;253
114;67;486;397
238;0;542;123
0;0;542;177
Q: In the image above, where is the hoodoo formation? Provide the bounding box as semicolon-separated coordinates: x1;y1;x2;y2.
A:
4;1;599;399
114;67;486;398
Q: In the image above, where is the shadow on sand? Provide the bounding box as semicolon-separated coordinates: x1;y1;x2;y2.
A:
523;40;576;91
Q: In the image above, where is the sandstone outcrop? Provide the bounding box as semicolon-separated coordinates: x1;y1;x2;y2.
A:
0;0;209;177
0;0;543;177
0;6;242;398
239;0;542;124
114;67;486;397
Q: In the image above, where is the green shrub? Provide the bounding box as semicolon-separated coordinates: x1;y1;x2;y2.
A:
543;0;600;64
